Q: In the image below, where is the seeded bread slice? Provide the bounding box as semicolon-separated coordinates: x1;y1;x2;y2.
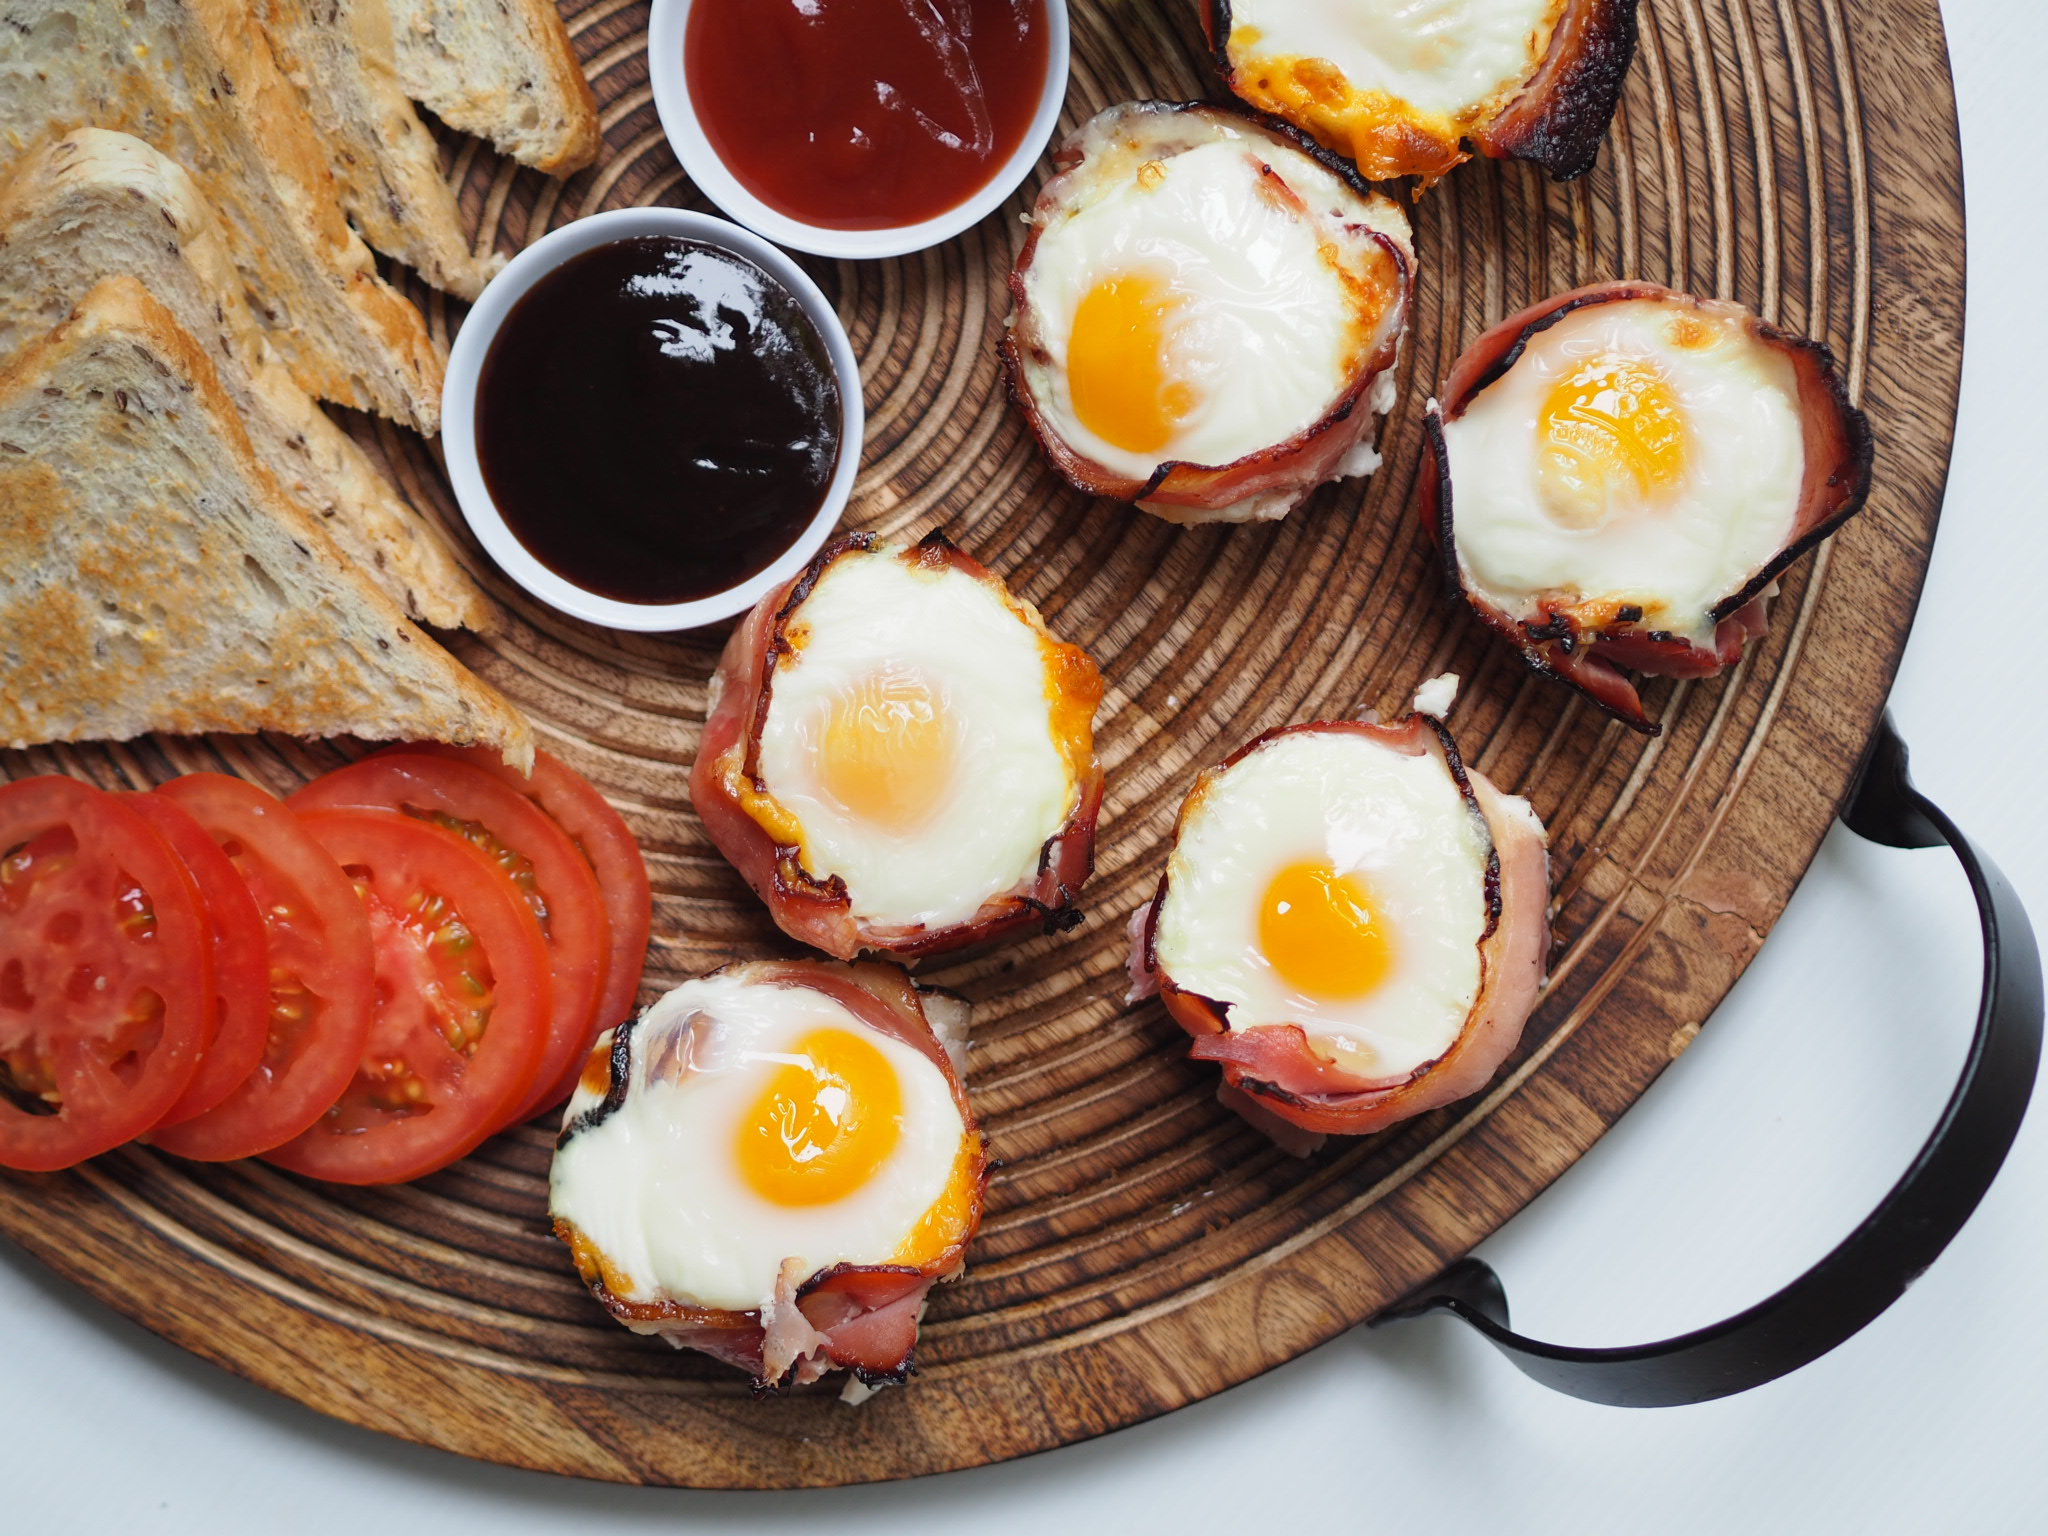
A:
0;0;446;432
386;0;600;175
0;130;490;631
259;0;502;299
0;276;531;768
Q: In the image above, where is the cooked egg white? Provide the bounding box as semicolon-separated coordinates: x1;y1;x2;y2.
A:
1154;726;1494;1079
1441;298;1805;640
1225;0;1564;174
753;547;1088;930
1020;113;1409;486
549;972;973;1314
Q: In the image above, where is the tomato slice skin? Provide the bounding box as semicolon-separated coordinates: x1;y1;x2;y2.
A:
264;808;553;1184
147;774;375;1163
396;745;651;1108
0;776;211;1171
290;754;608;1131
127;793;271;1129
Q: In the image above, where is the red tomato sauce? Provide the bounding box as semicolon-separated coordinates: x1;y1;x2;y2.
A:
685;0;1051;231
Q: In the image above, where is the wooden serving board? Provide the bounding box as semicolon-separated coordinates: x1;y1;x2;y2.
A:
0;0;1963;1488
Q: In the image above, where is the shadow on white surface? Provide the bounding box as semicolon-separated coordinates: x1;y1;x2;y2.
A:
0;1229;1474;1529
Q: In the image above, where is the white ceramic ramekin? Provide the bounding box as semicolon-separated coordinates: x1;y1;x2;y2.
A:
646;0;1070;260
442;207;863;632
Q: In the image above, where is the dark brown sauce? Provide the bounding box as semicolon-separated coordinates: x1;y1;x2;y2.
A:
475;236;842;607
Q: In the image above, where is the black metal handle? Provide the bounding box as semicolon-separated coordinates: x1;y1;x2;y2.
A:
1369;713;2043;1407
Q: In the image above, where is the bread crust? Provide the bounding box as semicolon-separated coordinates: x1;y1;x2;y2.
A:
385;0;600;175
0;277;529;766
259;0;505;299
0;129;490;631
185;0;448;426
0;0;446;431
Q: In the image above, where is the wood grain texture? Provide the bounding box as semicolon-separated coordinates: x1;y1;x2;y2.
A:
0;0;1963;1487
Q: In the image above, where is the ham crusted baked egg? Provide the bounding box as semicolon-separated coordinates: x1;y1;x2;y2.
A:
1423;280;1874;732
1206;0;1640;185
1001;101;1413;525
550;961;986;1392
691;533;1104;961
1130;676;1550;1149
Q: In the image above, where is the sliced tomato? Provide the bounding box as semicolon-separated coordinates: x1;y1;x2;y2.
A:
0;776;211;1171
398;744;652;1099
147;774;375;1163
127;793;270;1129
292;754;607;1130
264;808;553;1184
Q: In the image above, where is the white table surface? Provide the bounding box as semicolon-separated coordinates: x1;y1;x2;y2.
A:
7;3;2044;1530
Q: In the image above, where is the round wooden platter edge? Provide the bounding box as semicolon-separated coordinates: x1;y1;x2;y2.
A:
0;0;1963;1489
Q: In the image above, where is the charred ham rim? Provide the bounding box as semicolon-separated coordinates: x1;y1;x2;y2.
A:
1204;0;1640;184
1422;279;1875;733
1129;705;1551;1142
690;532;1104;961
999;100;1413;525
552;960;990;1392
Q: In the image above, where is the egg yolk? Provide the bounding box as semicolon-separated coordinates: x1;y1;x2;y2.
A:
1066;272;1200;455
1536;355;1689;528
738;1027;902;1208
1259;861;1395;1000
820;668;956;832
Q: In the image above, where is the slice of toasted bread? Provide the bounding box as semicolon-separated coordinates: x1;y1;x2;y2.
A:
0;130;490;632
0;0;445;432
386;0;601;175
0;277;531;768
259;0;503;299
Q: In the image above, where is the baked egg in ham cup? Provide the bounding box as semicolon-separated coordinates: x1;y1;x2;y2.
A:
1130;676;1549;1150
1001;101;1413;525
1423;281;1874;733
691;533;1104;961
1207;0;1640;185
549;960;984;1392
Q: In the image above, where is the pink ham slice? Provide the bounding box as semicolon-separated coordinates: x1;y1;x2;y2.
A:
690;533;1104;961
1468;0;1642;180
1001;101;1412;523
1133;711;1550;1139
1204;0;1639;184
1422;279;1873;734
555;960;988;1392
